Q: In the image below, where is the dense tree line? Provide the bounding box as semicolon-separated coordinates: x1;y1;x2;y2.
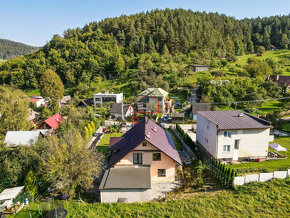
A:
0;9;288;92
0;38;39;60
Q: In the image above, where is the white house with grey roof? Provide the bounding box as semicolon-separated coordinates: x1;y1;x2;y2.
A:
196;110;274;161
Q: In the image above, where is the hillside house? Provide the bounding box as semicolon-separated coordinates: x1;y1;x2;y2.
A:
29;95;45;107
185;65;209;72
93;92;123;107
136;88;169;113
37;113;63;131
110;103;133;120
99;117;182;203
196;110;273;162
267;75;290;91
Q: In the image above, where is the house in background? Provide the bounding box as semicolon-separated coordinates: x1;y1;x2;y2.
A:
185;64;209;72
136;88;169;113
59;95;71;107
29;95;45;107
77;98;94;108
99;117;182;203
196;110;273;162
110;103;133;120
4;131;43;146
93;92;123;107
37;113;64;131
191;103;211;120
27;108;40;124
267;75;290;91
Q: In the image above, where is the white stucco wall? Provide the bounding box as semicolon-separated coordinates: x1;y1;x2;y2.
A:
217;128;270;159
196;114;218;157
100;189;150;203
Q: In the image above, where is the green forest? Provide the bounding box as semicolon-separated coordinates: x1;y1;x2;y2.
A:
0;9;289;99
0;38;39;60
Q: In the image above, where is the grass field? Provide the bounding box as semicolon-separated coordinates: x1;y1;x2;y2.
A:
228;137;290;175
8;178;290;217
97;133;123;153
257;100;284;114
167;130;183;151
282;123;290;132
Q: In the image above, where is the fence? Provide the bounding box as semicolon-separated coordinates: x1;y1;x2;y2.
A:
234;169;290;186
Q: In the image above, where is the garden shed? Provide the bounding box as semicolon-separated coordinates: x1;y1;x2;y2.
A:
0;186;25;214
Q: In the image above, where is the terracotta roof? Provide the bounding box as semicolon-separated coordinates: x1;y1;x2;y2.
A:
268;75;290;87
198;110;272;130
41;113;63;130
107;117;182;168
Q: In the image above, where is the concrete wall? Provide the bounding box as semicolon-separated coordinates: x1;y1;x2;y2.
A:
217;128;270;160
100;189;150;203
114;140;177;182
234;169;290;186
196;114;218;157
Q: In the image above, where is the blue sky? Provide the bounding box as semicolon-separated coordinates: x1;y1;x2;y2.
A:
0;0;289;46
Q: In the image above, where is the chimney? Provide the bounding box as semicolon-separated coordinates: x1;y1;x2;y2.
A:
146;132;151;139
238;113;244;117
276;75;279;81
152;126;157;132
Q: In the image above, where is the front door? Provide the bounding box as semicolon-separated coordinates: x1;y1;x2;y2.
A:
233;139;240;161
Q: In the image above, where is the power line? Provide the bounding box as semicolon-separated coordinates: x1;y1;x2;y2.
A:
210;96;290;105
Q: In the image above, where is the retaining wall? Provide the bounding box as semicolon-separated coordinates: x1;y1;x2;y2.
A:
234;169;290;186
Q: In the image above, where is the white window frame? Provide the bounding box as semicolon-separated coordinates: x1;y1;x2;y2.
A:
223;145;231;152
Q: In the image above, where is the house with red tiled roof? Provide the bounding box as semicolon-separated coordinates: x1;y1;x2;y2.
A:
29;95;46;107
196;110;274;162
99;117;182;203
37;113;64;131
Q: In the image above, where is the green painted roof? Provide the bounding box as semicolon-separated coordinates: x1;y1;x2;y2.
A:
137;88;168;98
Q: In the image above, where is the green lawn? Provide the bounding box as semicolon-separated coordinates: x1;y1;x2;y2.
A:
282;123;290;132
257;100;283;114
229;137;290;175
8;178;290;217
97;133;123;153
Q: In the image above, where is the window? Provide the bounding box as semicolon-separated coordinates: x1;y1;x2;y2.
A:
142;141;147;147
133;153;142;164
158;97;162;101
223;145;231;152
153;153;161;161
224;131;231;138
158;169;166;177
143;104;146;107
234;140;240;150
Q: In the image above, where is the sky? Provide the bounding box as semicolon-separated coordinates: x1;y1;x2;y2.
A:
0;0;289;47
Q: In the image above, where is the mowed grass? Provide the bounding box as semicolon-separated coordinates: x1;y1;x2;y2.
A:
282;123;290;132
97;133;123;153
229;137;290;175
257;100;284;114
9;178;290;217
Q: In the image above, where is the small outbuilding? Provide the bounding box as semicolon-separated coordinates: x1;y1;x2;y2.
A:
186;65;209;72
4;131;43;147
171;113;184;124
0;186;25;215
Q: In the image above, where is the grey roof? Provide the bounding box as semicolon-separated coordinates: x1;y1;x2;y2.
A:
4;131;42;146
99;167;151;190
198;110;272;130
192;103;211;114
110;103;131;115
0;186;24;201
138;88;168;98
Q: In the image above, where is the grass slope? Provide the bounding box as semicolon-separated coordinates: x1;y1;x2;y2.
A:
9;179;290;217
229;137;290;174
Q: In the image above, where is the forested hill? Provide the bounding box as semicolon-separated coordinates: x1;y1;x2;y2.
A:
0;9;289;92
0;38;39;59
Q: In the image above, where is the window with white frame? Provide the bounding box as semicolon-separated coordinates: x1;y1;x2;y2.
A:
223;145;231;152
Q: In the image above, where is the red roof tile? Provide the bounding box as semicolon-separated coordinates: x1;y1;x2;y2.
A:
42;113;63;130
